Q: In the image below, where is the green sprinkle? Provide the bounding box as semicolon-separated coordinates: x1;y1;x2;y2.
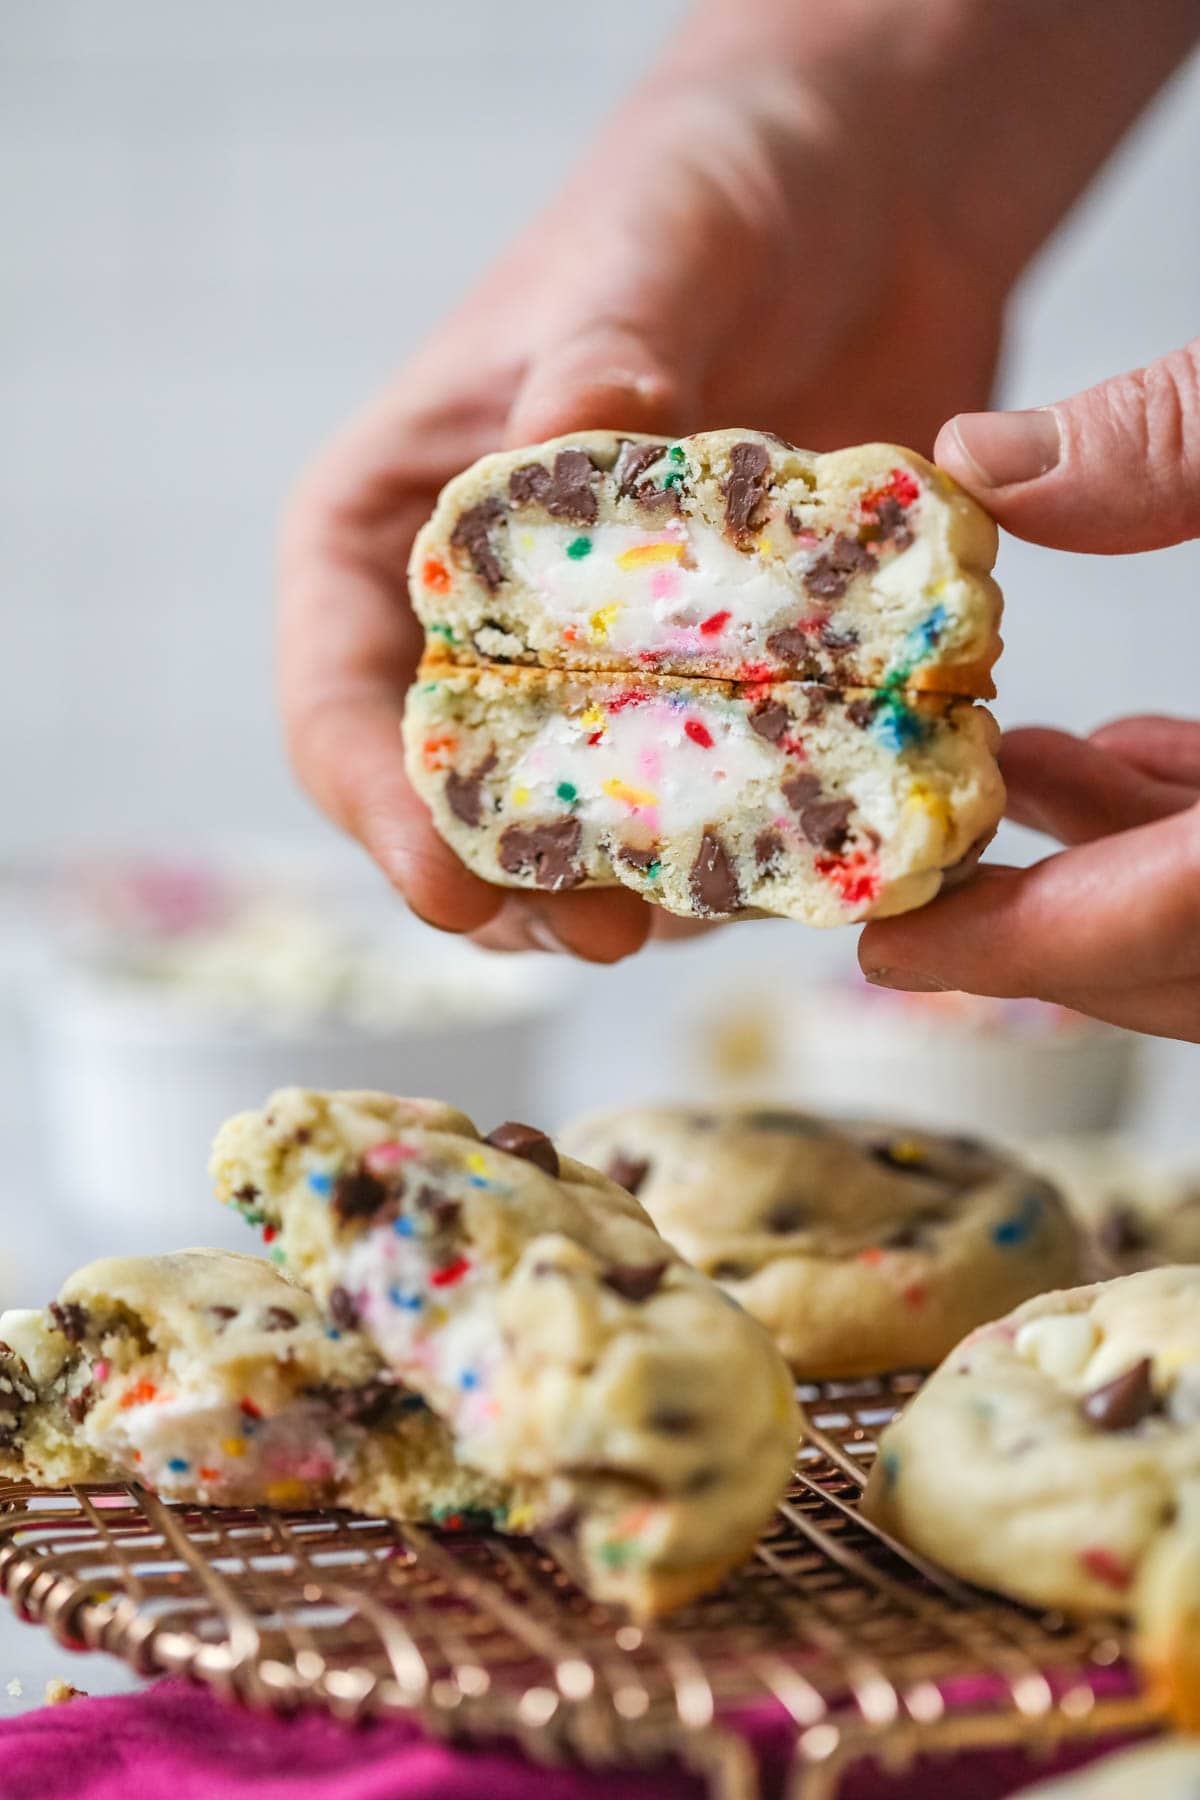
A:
429;622;457;643
599;1540;634;1570
556;781;578;805
269;1246;286;1266
667;444;685;463
646;859;661;881
565;536;592;560
662;471;684;490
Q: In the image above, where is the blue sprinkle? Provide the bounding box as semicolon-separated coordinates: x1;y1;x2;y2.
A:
393;1215;415;1237
905;603;948;660
468;1176;493;1190
307;1171;333;1196
872;701;926;752
325;1327;341;1340
167;1457;190;1474
388;1286;423;1312
881;1448;900;1489
991;1192;1043;1249
459;1369;480;1391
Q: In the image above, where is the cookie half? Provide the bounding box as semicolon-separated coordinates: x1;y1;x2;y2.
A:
862;1267;1200;1618
0;1247;510;1525
404;665;1002;924
210;1088;800;1618
410;430;1001;695
561;1107;1085;1376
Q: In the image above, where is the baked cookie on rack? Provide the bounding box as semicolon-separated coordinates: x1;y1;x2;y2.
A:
561;1105;1084;1376
862;1268;1200;1640
0;1248;511;1525
1013;1739;1200;1797
211;1087;801;1618
1027;1136;1200;1273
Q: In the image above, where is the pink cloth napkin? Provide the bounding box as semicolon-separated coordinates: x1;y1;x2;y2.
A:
0;1677;1154;1800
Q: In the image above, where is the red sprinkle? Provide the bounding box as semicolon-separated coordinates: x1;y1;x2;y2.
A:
606;688;650;715
198;1466;219;1481
736;661;773;683
902;1281;928;1309
118;1381;158;1411
816;851;882;908
430;1256;471;1289
857;1248;886;1266
239;1398;263;1420
1080;1546;1133;1590
862;467;920;515
421;556;451;595
586;731;604;746
684;720;714;749
699;610;731;637
262;1225;278;1244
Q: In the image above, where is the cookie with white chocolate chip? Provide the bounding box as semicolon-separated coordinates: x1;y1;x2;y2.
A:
210;1088;801;1618
411;430;1001;695
561;1105;1084;1375
862;1267;1200;1623
405;666;1002;924
0;1248;511;1527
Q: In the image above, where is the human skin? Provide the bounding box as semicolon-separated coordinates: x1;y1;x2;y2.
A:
279;0;1200;996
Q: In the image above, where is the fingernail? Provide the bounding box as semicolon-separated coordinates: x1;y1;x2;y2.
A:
524;915;570;956
863;968;950;993
948;408;1061;488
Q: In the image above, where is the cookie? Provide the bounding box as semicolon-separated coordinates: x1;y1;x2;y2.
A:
561;1106;1085;1376
210;1088;800;1618
1028;1136;1200;1273
0;1248;510;1525
862;1267;1200;1620
404;666;1002;924
410;430;1001;695
1012;1740;1200;1798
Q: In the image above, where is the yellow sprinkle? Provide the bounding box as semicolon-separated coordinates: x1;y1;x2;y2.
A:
581;704;605;731
465;1151;489;1176
1155;1346;1199;1376
615;541;684;570
265;1479;310;1507
511;786;530;807
887;1139;926;1165
589;601;621;642
518;532;535;551
603;776;658;809
906;782;952;836
506;1503;537;1533
222;1437;246;1458
756;532;777;558
928;580;947;597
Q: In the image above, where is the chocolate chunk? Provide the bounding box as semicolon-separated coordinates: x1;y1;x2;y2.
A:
602;1260;668;1303
497;817;585;891
328;1286;359;1330
234;1183;260;1205
782;773;822;814
449;498;506;591
804;534;873;601
688;830;741;916
846;697;877;728
766;627;815;669
882;1211;944;1250
820;623;859;651
797;798;854;853
414;1186;462;1233
263;1307;299;1332
66;1388;95;1425
805;688;831;724
605;1152;650;1197
613;440;668;496
784;507;804;534
48;1303;88;1345
511;450;598;525
1081;1357;1159;1432
867;496;913;550
332;1166;397;1224
648;1405;698;1436
616;842;659;873
744;1109;824;1135
765;1198;808;1233
486;1122;560;1178
749;703;790;742
207;1305;238;1331
754;829;783;874
445;750;498;829
305;1379;422;1429
1098;1202;1150;1261
722;440;771;539
712;1260;752;1282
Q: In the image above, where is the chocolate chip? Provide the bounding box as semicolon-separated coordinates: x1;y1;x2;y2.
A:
882;1211;945;1250
865;496;913;550
510;450;598;524
754;829;783;874
332;1166;397;1224
1081;1358;1159;1432
445;750;498;829
602;1261;668;1303
328;1286;359;1330
765;1198;808;1233
1098;1202;1150;1261
450;498;506;590
722;440;771;539
48;1303;88;1345
744;1109;824;1135
712;1260;752;1282
804;534;874;601
305;1379;422;1429
207;1305;238;1332
263;1307;299;1332
846;697;877;728
647;1405;698;1436
497;817;585;891
613;440;668;496
820;623;859;650
689;830;741;916
797;798;854;853
486;1122;560;1178
66;1388;95;1425
766;627;816;670
415;1186;462;1233
805;688;830;724
605;1152;650;1196
749;703;789;742
616;842;659;873
234;1183;259;1205
782;773;822;813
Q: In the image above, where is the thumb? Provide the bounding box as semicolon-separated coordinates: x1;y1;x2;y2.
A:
934;337;1200;553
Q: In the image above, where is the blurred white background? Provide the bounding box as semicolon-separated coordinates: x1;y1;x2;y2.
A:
1;0;1200;1709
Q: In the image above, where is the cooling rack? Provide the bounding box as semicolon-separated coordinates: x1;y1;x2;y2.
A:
0;1373;1162;1799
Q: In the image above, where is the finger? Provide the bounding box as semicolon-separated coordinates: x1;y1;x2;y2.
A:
1037;978;1200;1043
1089;714;1200;789
998;726;1196;843
469;888;654;964
858;803;1200;999
934;337;1200;552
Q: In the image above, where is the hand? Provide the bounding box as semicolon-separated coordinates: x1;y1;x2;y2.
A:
860;338;1200;1039
280;1;1197;961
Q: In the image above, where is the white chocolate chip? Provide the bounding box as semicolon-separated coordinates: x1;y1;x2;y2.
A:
0;1309;68;1387
1015;1313;1098;1383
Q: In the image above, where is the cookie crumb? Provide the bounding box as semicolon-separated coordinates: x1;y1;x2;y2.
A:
45;1679;87;1705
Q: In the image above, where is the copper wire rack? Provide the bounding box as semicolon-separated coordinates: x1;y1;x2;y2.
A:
0;1373;1162;1798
